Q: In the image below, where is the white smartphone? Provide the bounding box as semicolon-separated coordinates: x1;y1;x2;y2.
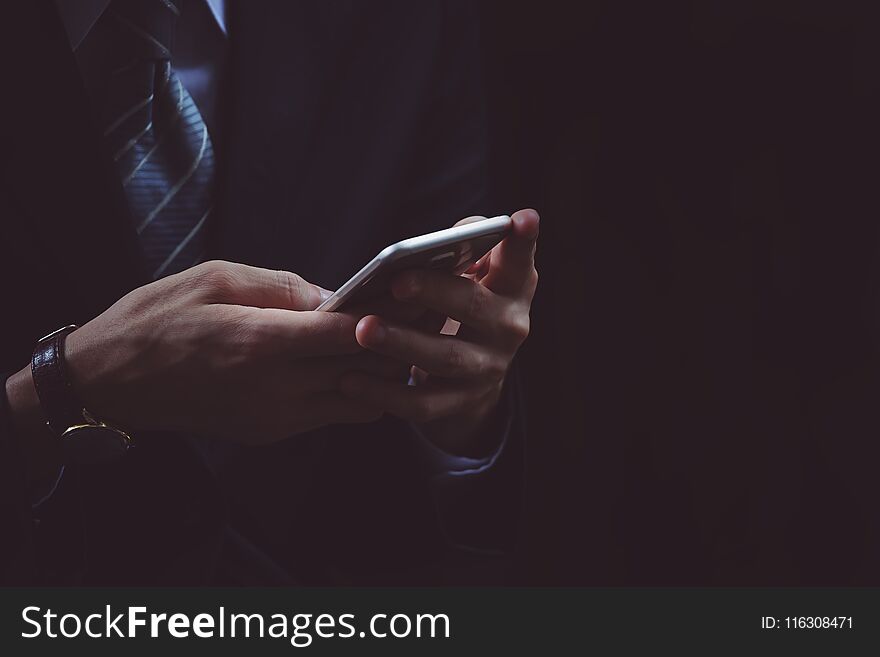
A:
317;215;512;311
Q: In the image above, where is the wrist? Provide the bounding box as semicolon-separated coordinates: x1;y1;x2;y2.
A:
61;325;122;424
31;326;132;464
62;326;101;412
419;383;504;458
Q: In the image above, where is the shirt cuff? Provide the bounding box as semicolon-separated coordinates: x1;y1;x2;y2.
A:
407;367;513;478
409;413;511;478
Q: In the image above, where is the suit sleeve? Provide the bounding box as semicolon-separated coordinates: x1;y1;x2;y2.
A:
423;366;526;554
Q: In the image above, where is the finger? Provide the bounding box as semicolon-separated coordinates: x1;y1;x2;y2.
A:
390;270;503;335
338;373;479;424
300;352;411;389
412;308;447;334
247;308;364;357
347;295;426;324
190;260;329;310
480;208;540;298
465;250;492;281
355;315;503;379
452;214;489;228
340;352;411;382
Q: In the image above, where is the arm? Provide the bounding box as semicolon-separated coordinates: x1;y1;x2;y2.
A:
342;211;538;554
417;364;526;553
0;261;404;584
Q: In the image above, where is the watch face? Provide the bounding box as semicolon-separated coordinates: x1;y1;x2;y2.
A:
60;425;132;465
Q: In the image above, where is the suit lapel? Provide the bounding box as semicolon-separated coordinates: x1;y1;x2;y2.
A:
2;0;145;319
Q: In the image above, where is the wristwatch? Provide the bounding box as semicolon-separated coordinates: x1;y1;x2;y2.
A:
31;325;133;464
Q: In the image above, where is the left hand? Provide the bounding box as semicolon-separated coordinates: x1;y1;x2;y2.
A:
339;209;539;456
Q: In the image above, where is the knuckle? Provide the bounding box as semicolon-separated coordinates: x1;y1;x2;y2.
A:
332;313;358;346
276;269;307;308
210;320;256;368
196;261;239;298
229;311;273;361
236;326;266;362
194;260;228;280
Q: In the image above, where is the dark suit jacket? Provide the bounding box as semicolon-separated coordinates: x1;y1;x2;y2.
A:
0;0;523;585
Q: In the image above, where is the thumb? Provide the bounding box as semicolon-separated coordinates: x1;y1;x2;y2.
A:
481;208;540;297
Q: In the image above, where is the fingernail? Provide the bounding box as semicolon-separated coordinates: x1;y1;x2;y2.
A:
318;287;332;301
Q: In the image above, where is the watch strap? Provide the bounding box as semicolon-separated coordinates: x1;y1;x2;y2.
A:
31;325;85;435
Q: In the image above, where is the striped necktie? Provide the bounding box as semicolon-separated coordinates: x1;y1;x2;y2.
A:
99;0;214;279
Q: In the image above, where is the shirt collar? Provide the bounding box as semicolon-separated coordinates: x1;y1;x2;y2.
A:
55;0;227;50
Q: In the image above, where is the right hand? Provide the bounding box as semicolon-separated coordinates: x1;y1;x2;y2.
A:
63;260;398;443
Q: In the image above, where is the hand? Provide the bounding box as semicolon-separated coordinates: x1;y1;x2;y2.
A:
58;261;399;443
338;209;540;456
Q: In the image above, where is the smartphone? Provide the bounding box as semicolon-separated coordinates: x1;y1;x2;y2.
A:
316;215;512;311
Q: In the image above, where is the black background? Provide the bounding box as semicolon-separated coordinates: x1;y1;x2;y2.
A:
481;0;880;584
